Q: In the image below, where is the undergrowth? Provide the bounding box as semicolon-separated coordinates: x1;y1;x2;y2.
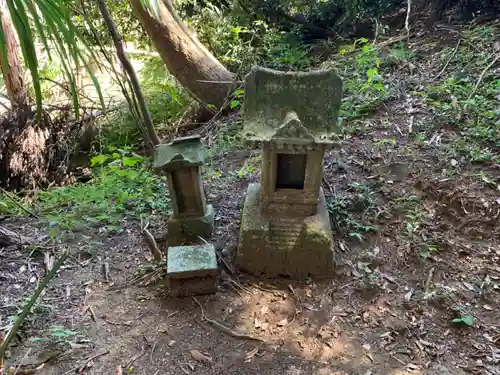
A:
414;25;499;162
35;149;169;231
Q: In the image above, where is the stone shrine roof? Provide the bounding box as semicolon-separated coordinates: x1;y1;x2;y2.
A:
242;66;343;144
153;135;204;171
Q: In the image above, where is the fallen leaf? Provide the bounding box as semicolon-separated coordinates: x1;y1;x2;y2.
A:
404;290;413;301
277;318;288;326
116;366;122;375
190;350;212;363
483;304;493;311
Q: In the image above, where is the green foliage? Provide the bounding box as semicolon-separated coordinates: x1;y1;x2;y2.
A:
417;25;500;162
337;38;393;121
327;182;378;240
0;0;104;119
30;324;78;342
36;149;170;230
73;0;150;49
98;55;190;147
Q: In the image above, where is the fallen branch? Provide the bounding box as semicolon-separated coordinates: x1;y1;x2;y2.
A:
468;53;500;99
143;228;162;262
433;39;461;81
77;350;109;373
0;225;30;247
405;0;411;38
0;250;69;369
192;297;265;343
0;188;38;219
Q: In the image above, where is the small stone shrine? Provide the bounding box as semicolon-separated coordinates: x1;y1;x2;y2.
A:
153;135;215;246
237;66;343;278
154;135;218;297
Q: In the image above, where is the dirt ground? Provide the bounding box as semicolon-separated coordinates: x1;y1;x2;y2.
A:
1;24;500;375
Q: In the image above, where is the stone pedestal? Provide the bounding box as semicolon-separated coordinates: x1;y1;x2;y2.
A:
167;244;218;297
167;204;215;245
237;183;334;278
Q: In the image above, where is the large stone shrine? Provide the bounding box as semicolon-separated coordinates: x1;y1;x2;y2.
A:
237;66;343;278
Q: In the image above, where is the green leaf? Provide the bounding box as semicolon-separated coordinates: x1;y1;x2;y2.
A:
122;155;143;167
230;100;240;109
91;154;109;166
452;315;474;326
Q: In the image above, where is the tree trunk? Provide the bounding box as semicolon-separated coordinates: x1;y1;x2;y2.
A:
130;0;235;109
0;3;28;110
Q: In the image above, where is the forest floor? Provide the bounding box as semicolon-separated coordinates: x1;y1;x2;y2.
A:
1;21;499;375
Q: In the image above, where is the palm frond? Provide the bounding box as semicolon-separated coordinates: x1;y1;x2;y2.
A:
0;0;104;119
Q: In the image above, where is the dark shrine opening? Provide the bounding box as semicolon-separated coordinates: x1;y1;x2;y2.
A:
275;153;307;190
171;167;199;214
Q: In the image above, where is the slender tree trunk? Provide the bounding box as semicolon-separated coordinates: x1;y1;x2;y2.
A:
97;0;160;148
130;0;235;109
0;3;28;110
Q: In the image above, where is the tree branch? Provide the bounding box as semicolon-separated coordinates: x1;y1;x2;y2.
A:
0;250;69;368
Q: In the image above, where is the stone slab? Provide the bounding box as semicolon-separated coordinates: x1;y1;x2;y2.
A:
168;276;218;297
167;243;218;279
237;183;335;279
167;243;218;297
167;204;215;246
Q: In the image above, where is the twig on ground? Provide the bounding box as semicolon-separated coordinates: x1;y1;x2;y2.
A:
192;297;265;342
143;228;163;262
433;39;461;81
468;53;500;99
124;346;145;369
102;262;110;281
377;35;409;48
88;306;99;327
0;225;29;247
424;267;435;295
405;0;411;38
0;188;39;219
0;250;69;367
77;350;109;373
408;115;414;133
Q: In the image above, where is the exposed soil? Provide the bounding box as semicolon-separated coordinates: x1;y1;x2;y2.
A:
1;24;499;375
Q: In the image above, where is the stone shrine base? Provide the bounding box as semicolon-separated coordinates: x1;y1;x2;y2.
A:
237;183;335;279
167;205;215;246
167;244;218;297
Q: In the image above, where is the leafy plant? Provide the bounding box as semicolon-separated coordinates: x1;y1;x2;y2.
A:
36;148;170;230
327;182;378;240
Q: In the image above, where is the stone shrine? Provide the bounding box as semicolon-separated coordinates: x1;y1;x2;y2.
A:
153;135;215;246
237;66;343;278
154;135;218;297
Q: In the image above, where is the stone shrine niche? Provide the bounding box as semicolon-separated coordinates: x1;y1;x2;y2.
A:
237;66;343;279
153;135;214;246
